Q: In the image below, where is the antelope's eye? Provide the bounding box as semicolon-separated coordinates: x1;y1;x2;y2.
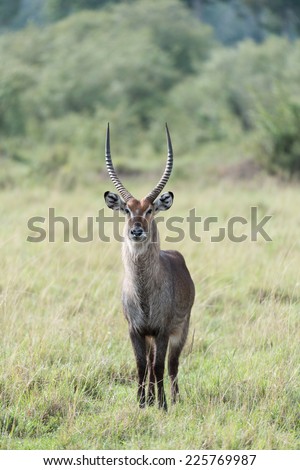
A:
124;208;130;215
146;208;152;215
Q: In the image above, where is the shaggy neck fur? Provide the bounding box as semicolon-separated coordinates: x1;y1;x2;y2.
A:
122;220;161;314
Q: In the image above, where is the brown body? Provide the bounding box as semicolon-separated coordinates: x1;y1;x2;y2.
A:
104;125;195;410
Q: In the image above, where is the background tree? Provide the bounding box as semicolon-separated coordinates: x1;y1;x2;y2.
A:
0;0;21;26
45;0;120;21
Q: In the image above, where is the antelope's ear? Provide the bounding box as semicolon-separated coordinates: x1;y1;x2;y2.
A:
153;192;174;212
104;191;126;211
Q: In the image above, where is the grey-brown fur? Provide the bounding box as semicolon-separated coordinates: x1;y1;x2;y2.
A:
104;195;195;411
122;220;194;410
104;124;195;410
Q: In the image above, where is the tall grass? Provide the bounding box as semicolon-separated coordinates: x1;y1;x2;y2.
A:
0;178;299;449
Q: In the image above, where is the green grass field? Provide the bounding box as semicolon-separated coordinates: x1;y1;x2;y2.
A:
0;171;299;450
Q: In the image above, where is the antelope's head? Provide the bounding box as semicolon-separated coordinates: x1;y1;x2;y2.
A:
104;124;174;244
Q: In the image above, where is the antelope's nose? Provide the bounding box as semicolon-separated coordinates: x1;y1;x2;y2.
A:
131;226;143;238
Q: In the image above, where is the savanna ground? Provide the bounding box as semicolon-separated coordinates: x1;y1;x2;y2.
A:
0;152;299;450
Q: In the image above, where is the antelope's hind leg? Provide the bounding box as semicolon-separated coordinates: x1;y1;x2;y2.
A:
168;326;189;405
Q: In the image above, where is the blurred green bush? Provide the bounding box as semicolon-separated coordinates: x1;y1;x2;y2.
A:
0;0;214;146
256;93;300;176
0;0;300;184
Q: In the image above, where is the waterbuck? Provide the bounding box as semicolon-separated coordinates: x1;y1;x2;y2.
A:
104;124;195;411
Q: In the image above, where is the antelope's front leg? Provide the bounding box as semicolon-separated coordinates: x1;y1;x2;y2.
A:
154;334;169;411
146;340;156;406
129;330;147;408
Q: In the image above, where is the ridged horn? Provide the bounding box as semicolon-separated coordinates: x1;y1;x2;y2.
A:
145;123;173;203
105;123;133;202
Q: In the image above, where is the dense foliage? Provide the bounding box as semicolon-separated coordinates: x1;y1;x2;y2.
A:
4;0;300;42
1;0;300;181
0;1;215;150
